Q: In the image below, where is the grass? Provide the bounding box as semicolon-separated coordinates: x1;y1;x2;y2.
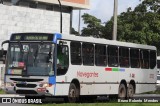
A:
33;103;160;106
143;90;160;94
0;89;5;94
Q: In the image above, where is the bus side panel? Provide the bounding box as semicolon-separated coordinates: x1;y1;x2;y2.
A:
93;84;119;95
136;84;156;93
54;83;70;96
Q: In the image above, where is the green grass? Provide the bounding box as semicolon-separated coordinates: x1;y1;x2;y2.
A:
143;90;160;94
33;103;160;106
0;89;5;94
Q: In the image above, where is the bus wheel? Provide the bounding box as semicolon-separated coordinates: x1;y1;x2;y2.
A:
118;84;127;99
68;83;79;103
127;84;134;98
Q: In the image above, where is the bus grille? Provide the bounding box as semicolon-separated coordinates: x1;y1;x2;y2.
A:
16;90;38;94
16;84;37;88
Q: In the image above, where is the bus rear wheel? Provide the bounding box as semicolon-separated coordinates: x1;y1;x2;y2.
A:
127;84;134;98
118;84;127;99
68;83;79;103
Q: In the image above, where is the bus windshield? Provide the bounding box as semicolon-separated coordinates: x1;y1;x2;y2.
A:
7;43;54;76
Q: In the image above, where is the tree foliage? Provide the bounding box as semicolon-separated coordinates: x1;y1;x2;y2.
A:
115;0;160;53
71;27;80;36
81;0;160;53
81;13;104;38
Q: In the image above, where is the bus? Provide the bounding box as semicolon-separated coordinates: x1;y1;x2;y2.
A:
0;33;157;102
157;56;160;74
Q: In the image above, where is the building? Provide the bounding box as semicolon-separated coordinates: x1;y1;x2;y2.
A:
0;0;90;88
0;0;90;50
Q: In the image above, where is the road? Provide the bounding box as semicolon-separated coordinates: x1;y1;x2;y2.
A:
0;93;160;104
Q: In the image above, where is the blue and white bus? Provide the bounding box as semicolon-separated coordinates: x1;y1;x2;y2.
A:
1;33;157;102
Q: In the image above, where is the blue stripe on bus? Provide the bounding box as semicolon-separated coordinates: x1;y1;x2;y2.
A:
119;68;125;72
53;33;62;43
49;76;56;84
49;76;56;95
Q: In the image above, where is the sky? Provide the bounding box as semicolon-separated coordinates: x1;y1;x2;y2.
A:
72;0;141;31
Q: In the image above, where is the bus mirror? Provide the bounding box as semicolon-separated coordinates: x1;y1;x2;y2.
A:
1;40;9;47
0;48;4;59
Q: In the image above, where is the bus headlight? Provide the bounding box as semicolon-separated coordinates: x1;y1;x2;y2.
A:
43;83;49;87
5;82;14;87
39;83;52;87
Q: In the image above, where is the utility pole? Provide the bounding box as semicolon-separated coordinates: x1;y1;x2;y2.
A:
78;10;81;35
58;0;62;33
113;0;118;40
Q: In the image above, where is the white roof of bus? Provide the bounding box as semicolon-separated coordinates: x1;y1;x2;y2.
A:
61;34;156;50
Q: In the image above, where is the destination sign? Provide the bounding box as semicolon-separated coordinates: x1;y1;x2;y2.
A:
11;33;54;41
24;36;49;41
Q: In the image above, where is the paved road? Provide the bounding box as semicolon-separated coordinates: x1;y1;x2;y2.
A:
0;93;160;104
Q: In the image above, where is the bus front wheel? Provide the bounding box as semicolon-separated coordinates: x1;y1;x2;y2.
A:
118;84;127;99
68;83;79;103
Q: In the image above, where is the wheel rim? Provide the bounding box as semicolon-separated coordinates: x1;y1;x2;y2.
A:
69;88;76;102
69;89;76;98
128;85;134;97
120;87;125;97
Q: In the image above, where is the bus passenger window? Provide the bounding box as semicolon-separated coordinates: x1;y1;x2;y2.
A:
140;50;149;69
71;42;82;65
95;44;107;66
82;43;94;66
119;47;129;68
130;49;140;68
150;50;156;69
108;46;118;67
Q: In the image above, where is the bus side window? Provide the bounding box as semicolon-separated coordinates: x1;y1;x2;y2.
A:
70;42;82;65
119;47;129;68
82;43;94;66
150;50;156;69
130;48;140;68
95;44;107;66
140;50;149;69
108;45;118;67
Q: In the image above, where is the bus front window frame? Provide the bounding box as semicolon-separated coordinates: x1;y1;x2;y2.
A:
6;42;55;76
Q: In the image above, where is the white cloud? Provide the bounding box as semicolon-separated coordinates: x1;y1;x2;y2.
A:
72;0;140;31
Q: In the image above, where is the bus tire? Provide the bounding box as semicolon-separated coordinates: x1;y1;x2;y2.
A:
118;84;127;99
68;83;79;103
127;84;134;98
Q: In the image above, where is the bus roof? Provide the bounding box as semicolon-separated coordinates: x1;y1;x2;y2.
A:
62;34;156;50
9;33;156;50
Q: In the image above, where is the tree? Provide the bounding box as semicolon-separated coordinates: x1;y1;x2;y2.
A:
105;0;160;53
81;0;160;53
81;13;105;38
71;27;80;36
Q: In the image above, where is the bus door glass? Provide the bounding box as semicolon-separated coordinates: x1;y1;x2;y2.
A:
57;45;69;76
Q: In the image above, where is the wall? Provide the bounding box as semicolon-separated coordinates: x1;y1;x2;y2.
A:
0;4;71;49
